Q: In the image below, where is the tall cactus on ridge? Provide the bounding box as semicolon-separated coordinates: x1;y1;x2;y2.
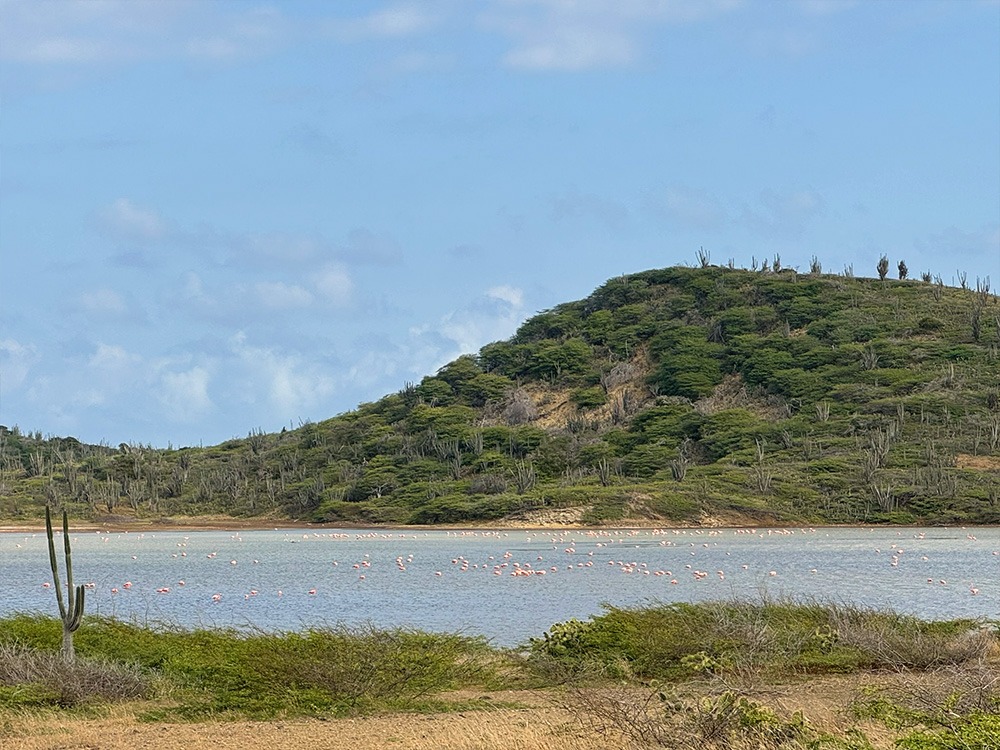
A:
45;505;85;663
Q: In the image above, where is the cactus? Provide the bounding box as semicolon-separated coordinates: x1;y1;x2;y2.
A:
45;506;85;663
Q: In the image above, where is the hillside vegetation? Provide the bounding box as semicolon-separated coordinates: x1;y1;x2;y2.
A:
2;262;999;527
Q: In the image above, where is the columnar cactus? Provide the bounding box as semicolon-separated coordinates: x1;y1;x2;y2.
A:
45;506;85;663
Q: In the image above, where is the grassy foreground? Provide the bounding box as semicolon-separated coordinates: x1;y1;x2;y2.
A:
1;600;997;749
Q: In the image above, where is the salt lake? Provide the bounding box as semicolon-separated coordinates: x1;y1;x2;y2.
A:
2;526;997;647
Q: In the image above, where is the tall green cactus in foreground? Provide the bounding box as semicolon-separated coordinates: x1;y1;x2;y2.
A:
45;506;85;663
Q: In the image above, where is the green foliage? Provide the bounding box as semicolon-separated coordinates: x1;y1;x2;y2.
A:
699;409;766;460
0;616;494;719
648;324;725;399
525;600;995;683
570;386;608;410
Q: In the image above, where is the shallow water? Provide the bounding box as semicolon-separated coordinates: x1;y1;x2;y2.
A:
2;526;997;647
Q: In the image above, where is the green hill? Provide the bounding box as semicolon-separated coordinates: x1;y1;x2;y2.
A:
2;263;998;527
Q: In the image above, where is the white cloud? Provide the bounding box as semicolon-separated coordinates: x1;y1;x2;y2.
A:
78;287;128;316
1;0;287;66
158;366;213;422
796;0;858;15
88;342;140;374
487;285;524;308
484;0;743;71
313;265;353;305
504;26;634;70
407;284;528;375
328;4;440;40
99;198;166;242
255;281;314;310
230;333;336;418
186;7;288;60
0;338;39;392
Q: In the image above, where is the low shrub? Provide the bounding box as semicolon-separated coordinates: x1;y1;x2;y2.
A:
0;615;496;719
829;606;992;669
852;661;1000;750
570;684;809;749
526;600;995;685
0;643;149;707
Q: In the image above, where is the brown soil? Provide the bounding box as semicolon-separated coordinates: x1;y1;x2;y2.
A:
956;453;1000;470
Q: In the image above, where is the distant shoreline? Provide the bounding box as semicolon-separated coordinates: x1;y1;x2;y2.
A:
2;517;996;534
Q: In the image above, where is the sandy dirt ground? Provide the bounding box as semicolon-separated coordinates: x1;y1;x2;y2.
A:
1;692;607;750
1;711;607;750
0;678;899;750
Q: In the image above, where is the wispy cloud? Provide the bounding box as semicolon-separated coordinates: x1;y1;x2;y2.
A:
98;198;167;242
325;3;442;41
313;265;354;306
158;365;214;422
407;283;528;375
254;281;314;310
483;0;743;71
0;338;39;392
230;332;336;419
916;224;1000;263
739;188;825;239
796;0;858;15
336;228;404;266
501;25;635;71
649;185;729;231
77;288;129;317
550;190;629;230
0;0;288;66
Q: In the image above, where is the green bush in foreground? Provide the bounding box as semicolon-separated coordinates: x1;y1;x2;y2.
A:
527;599;992;682
0;615;495;718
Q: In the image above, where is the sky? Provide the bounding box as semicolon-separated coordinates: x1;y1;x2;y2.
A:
1;0;998;449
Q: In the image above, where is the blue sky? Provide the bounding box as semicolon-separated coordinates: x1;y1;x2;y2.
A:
1;0;998;449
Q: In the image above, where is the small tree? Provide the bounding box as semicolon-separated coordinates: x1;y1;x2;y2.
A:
877;255;889;281
46;506;85;663
897;260;908;280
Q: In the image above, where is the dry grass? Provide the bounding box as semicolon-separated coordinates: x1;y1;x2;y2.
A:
0;694;610;750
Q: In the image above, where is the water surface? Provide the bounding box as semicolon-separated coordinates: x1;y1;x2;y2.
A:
3;526;996;647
